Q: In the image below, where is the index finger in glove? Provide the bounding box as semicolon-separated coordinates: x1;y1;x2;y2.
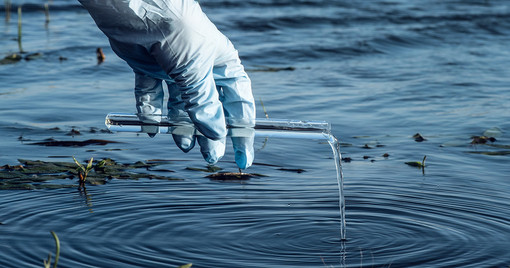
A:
170;125;196;153
196;135;226;165
229;127;255;169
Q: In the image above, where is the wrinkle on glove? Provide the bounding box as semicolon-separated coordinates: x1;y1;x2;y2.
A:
134;72;163;137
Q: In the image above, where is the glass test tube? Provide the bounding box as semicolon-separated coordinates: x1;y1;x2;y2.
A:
105;113;331;140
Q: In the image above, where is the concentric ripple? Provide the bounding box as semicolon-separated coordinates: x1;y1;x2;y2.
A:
2;167;510;268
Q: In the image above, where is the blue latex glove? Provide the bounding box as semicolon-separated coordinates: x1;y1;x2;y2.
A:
79;0;256;168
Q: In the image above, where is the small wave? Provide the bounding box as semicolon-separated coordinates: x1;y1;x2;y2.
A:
1;2;83;13
243;40;383;63
201;0;354;9
343;180;510;267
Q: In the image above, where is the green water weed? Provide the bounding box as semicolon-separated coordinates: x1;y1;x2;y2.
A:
260;98;269;119
43;231;60;268
73;156;93;187
0;53;22;64
405;155;426;168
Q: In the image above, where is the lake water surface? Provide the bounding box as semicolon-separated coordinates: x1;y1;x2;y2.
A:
1;0;510;267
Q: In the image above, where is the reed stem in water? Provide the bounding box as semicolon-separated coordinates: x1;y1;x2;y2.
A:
17;6;23;53
4;0;11;21
44;3;50;24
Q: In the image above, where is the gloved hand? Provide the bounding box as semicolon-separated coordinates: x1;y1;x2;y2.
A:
134;72;254;168
80;0;256;168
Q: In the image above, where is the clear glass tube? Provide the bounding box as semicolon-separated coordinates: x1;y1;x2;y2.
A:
105;113;331;139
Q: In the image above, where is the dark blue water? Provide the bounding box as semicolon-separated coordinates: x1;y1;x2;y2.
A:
2;0;510;267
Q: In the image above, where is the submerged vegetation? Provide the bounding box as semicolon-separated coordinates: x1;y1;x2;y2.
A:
0;158;182;190
29;139;120;147
0;52;22;64
246;65;296;72
470;135;496;144
206;172;266;181
0;157;276;190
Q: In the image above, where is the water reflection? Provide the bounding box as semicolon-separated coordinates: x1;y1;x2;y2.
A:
78;185;94;213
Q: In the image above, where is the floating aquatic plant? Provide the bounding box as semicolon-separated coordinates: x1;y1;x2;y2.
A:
186;165;267;180
470;136;496;145
470;128;501;145
29;138;120;147
413;133;427;142
0;158;182;190
466;151;510;156
248;66;296;72
24;52;43;61
405;155;427;168
0;53;42;64
0;53;22;65
278;167;306;173
186;165;222;173
206;172;264;181
65;128;81;136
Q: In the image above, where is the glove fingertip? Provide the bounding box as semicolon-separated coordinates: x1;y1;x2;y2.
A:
202;150;224;165
235;150;253;170
197;136;226;165
189;110;227;141
173;135;195;153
